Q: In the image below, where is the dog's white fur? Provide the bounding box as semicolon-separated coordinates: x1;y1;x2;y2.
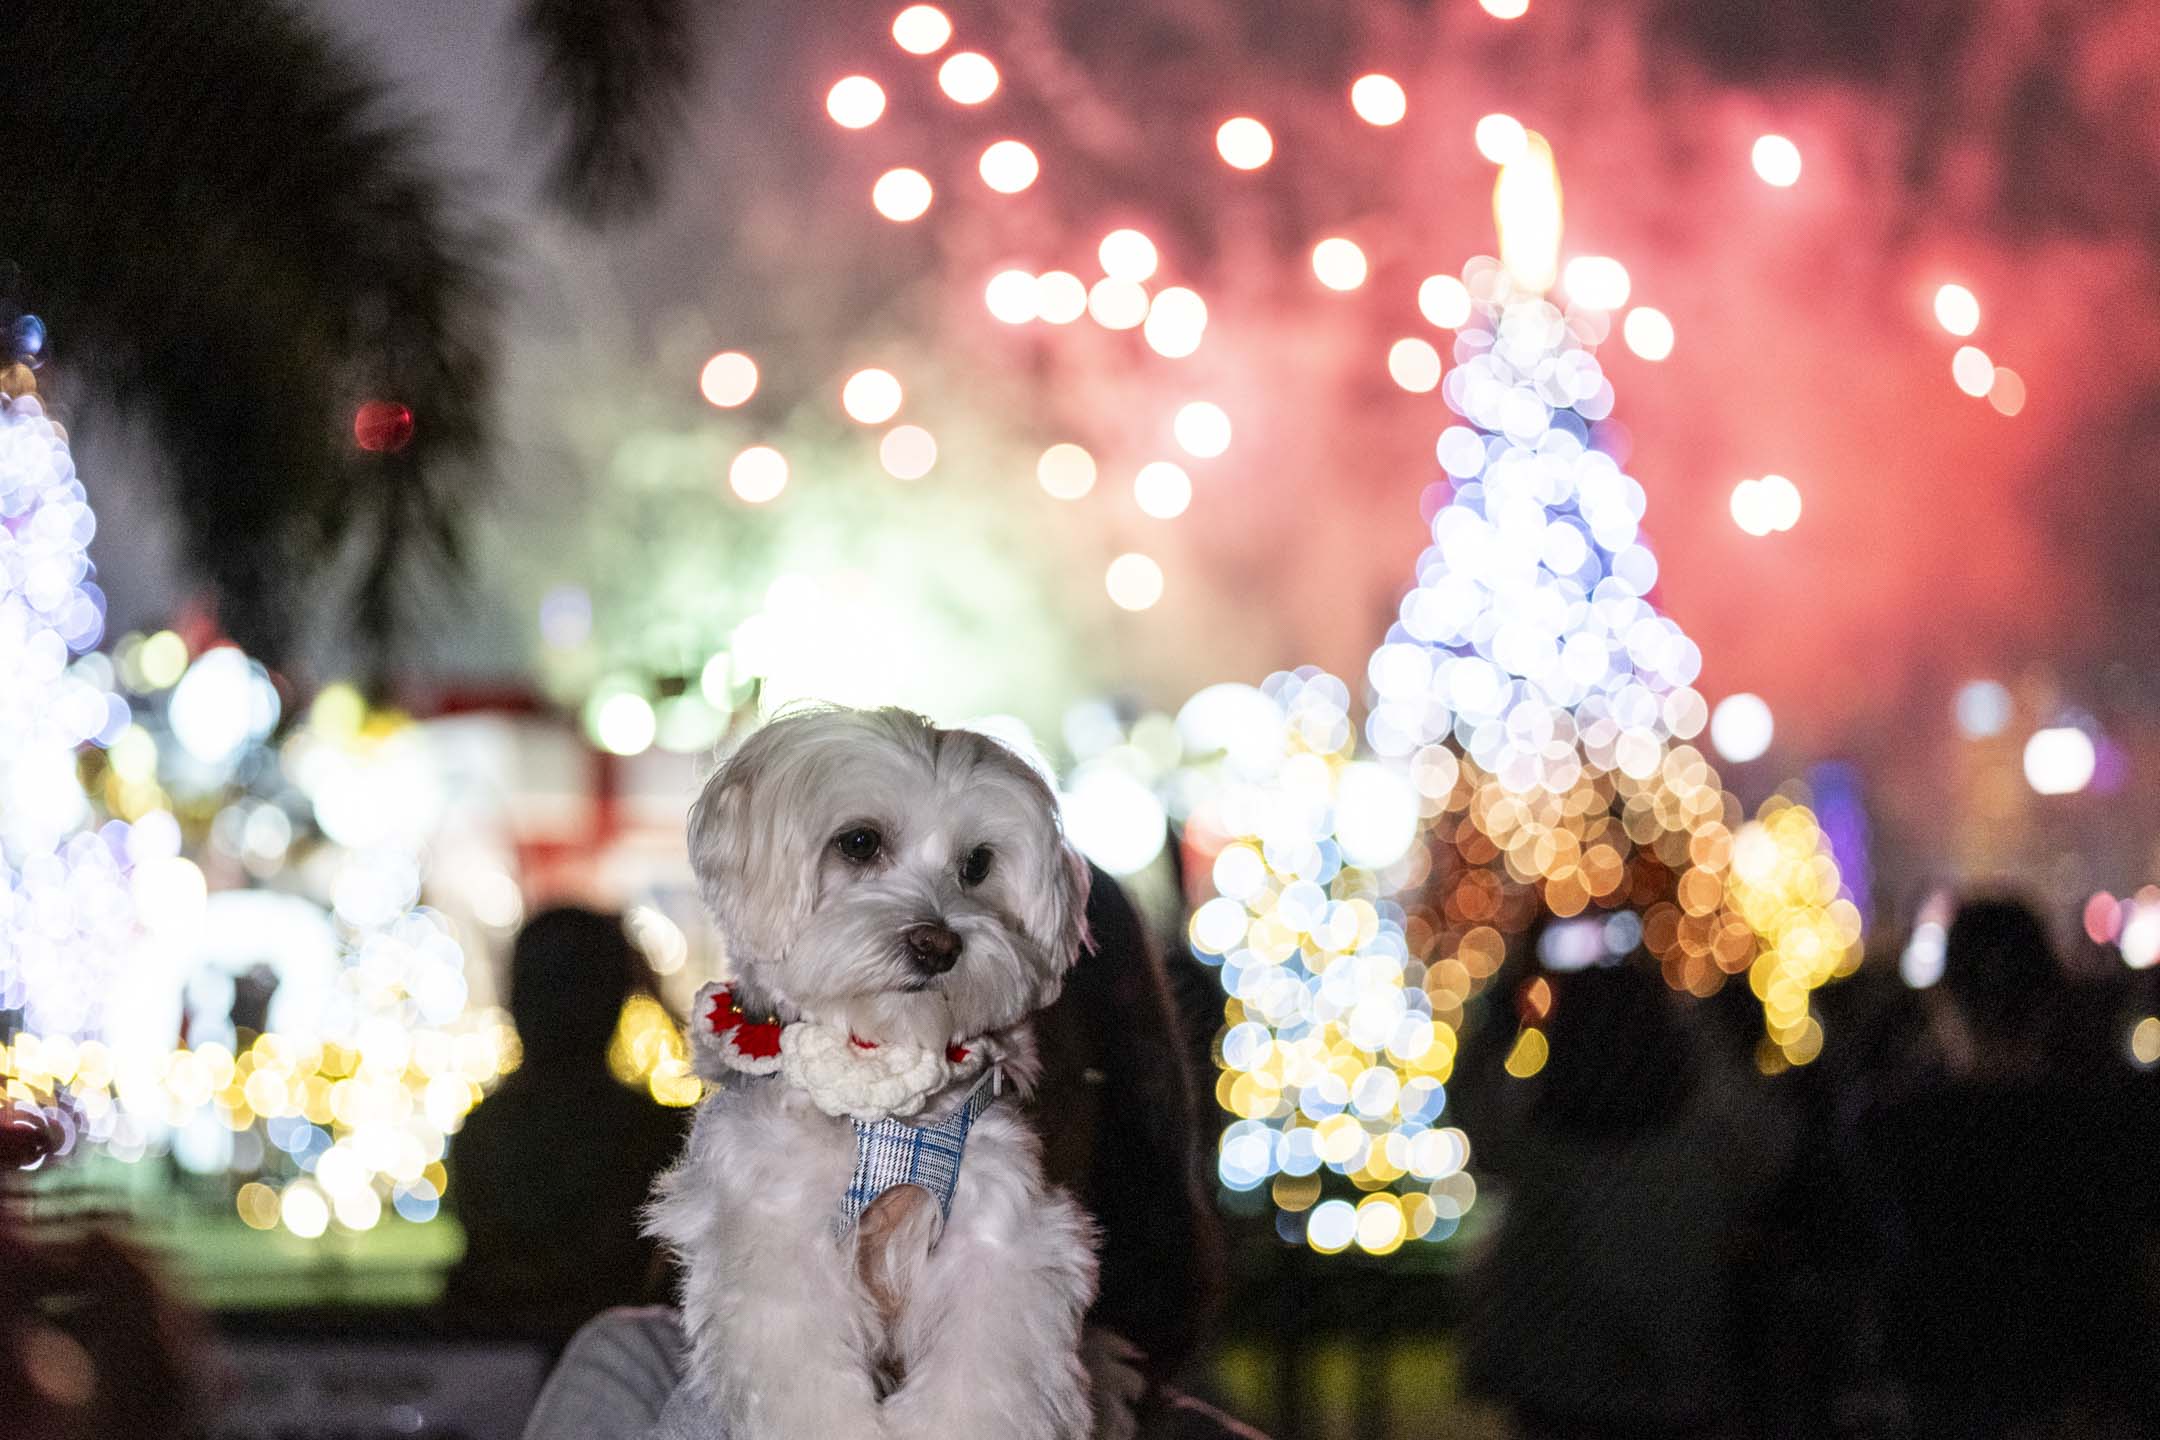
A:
649;706;1099;1440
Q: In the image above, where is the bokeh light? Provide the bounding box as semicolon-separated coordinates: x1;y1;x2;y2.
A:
1134;461;1193;519
1104;553;1165;611
727;445;789;503
1215;117;1274;170
890;4;951;54
878;424;937;480
1035;271;1088;324
1418;274;1473;329
1087;277;1150;330
1561;256;1630;311
1099;228;1160;283
352;401;414;454
1350;74;1407;127
1711;693;1775;762
1037;442;1098;500
1731;475;1801;535
1622;306;1675;360
1751;134;1802;186
1062;764;1168;875
1173;401;1232;458
1954;679;2012;738
871;167;933;221
1143;287;1208;359
1387;337;1443;393
1934;283;1981;337
937;52;999;104
2023;726;2096;795
1951;345;1995;397
825;76;886;129
698;351;758;407
841;367;904;424
1481;0;1531;15
978;140;1039;193
1312;238;1369;291
1989;367;2027;416
591;692;657;757
1474;113;1528;165
984;269;1041;324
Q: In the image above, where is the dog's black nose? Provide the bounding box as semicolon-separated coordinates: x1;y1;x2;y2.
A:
903;923;961;975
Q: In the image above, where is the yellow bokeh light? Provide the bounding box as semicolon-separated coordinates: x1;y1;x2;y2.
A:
1503;1026;1549;1078
1215;116;1273;170
2132;1016;2160;1067
1355;1194;1407;1255
138;630;189;690
1495;130;1562;293
237;1181;281;1230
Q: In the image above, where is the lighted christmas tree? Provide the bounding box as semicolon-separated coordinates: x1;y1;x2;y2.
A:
1185;139;1861;1254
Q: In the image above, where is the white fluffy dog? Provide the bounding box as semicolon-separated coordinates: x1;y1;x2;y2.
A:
649;706;1100;1440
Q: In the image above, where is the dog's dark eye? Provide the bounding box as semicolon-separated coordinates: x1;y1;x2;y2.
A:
960;845;994;887
834;827;883;864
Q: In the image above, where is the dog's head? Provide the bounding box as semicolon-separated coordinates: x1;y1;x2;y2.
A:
687;706;1090;1050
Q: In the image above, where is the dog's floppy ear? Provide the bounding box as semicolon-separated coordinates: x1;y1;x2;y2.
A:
1039;841;1094;972
686;726;819;982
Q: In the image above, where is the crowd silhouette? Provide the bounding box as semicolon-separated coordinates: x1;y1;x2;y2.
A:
1455;894;2160;1440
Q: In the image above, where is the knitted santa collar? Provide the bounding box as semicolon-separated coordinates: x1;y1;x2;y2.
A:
698;983;988;1122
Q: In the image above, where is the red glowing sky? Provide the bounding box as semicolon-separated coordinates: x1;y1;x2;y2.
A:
200;0;2160;779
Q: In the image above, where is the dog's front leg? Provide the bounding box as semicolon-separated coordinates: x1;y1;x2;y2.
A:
681;1230;890;1439
879;1189;1098;1440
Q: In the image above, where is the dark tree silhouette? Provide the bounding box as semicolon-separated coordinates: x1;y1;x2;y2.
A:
3;0;497;672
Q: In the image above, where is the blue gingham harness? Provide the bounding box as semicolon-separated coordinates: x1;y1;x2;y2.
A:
834;1069;999;1241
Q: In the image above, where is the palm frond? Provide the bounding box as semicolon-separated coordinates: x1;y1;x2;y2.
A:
2;0;498;674
516;0;705;224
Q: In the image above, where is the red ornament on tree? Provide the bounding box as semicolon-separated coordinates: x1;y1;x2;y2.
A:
353;400;415;453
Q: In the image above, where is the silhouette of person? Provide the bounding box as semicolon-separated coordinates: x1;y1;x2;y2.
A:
442;906;687;1347
1462;920;1792;1440
1858;896;2160;1438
